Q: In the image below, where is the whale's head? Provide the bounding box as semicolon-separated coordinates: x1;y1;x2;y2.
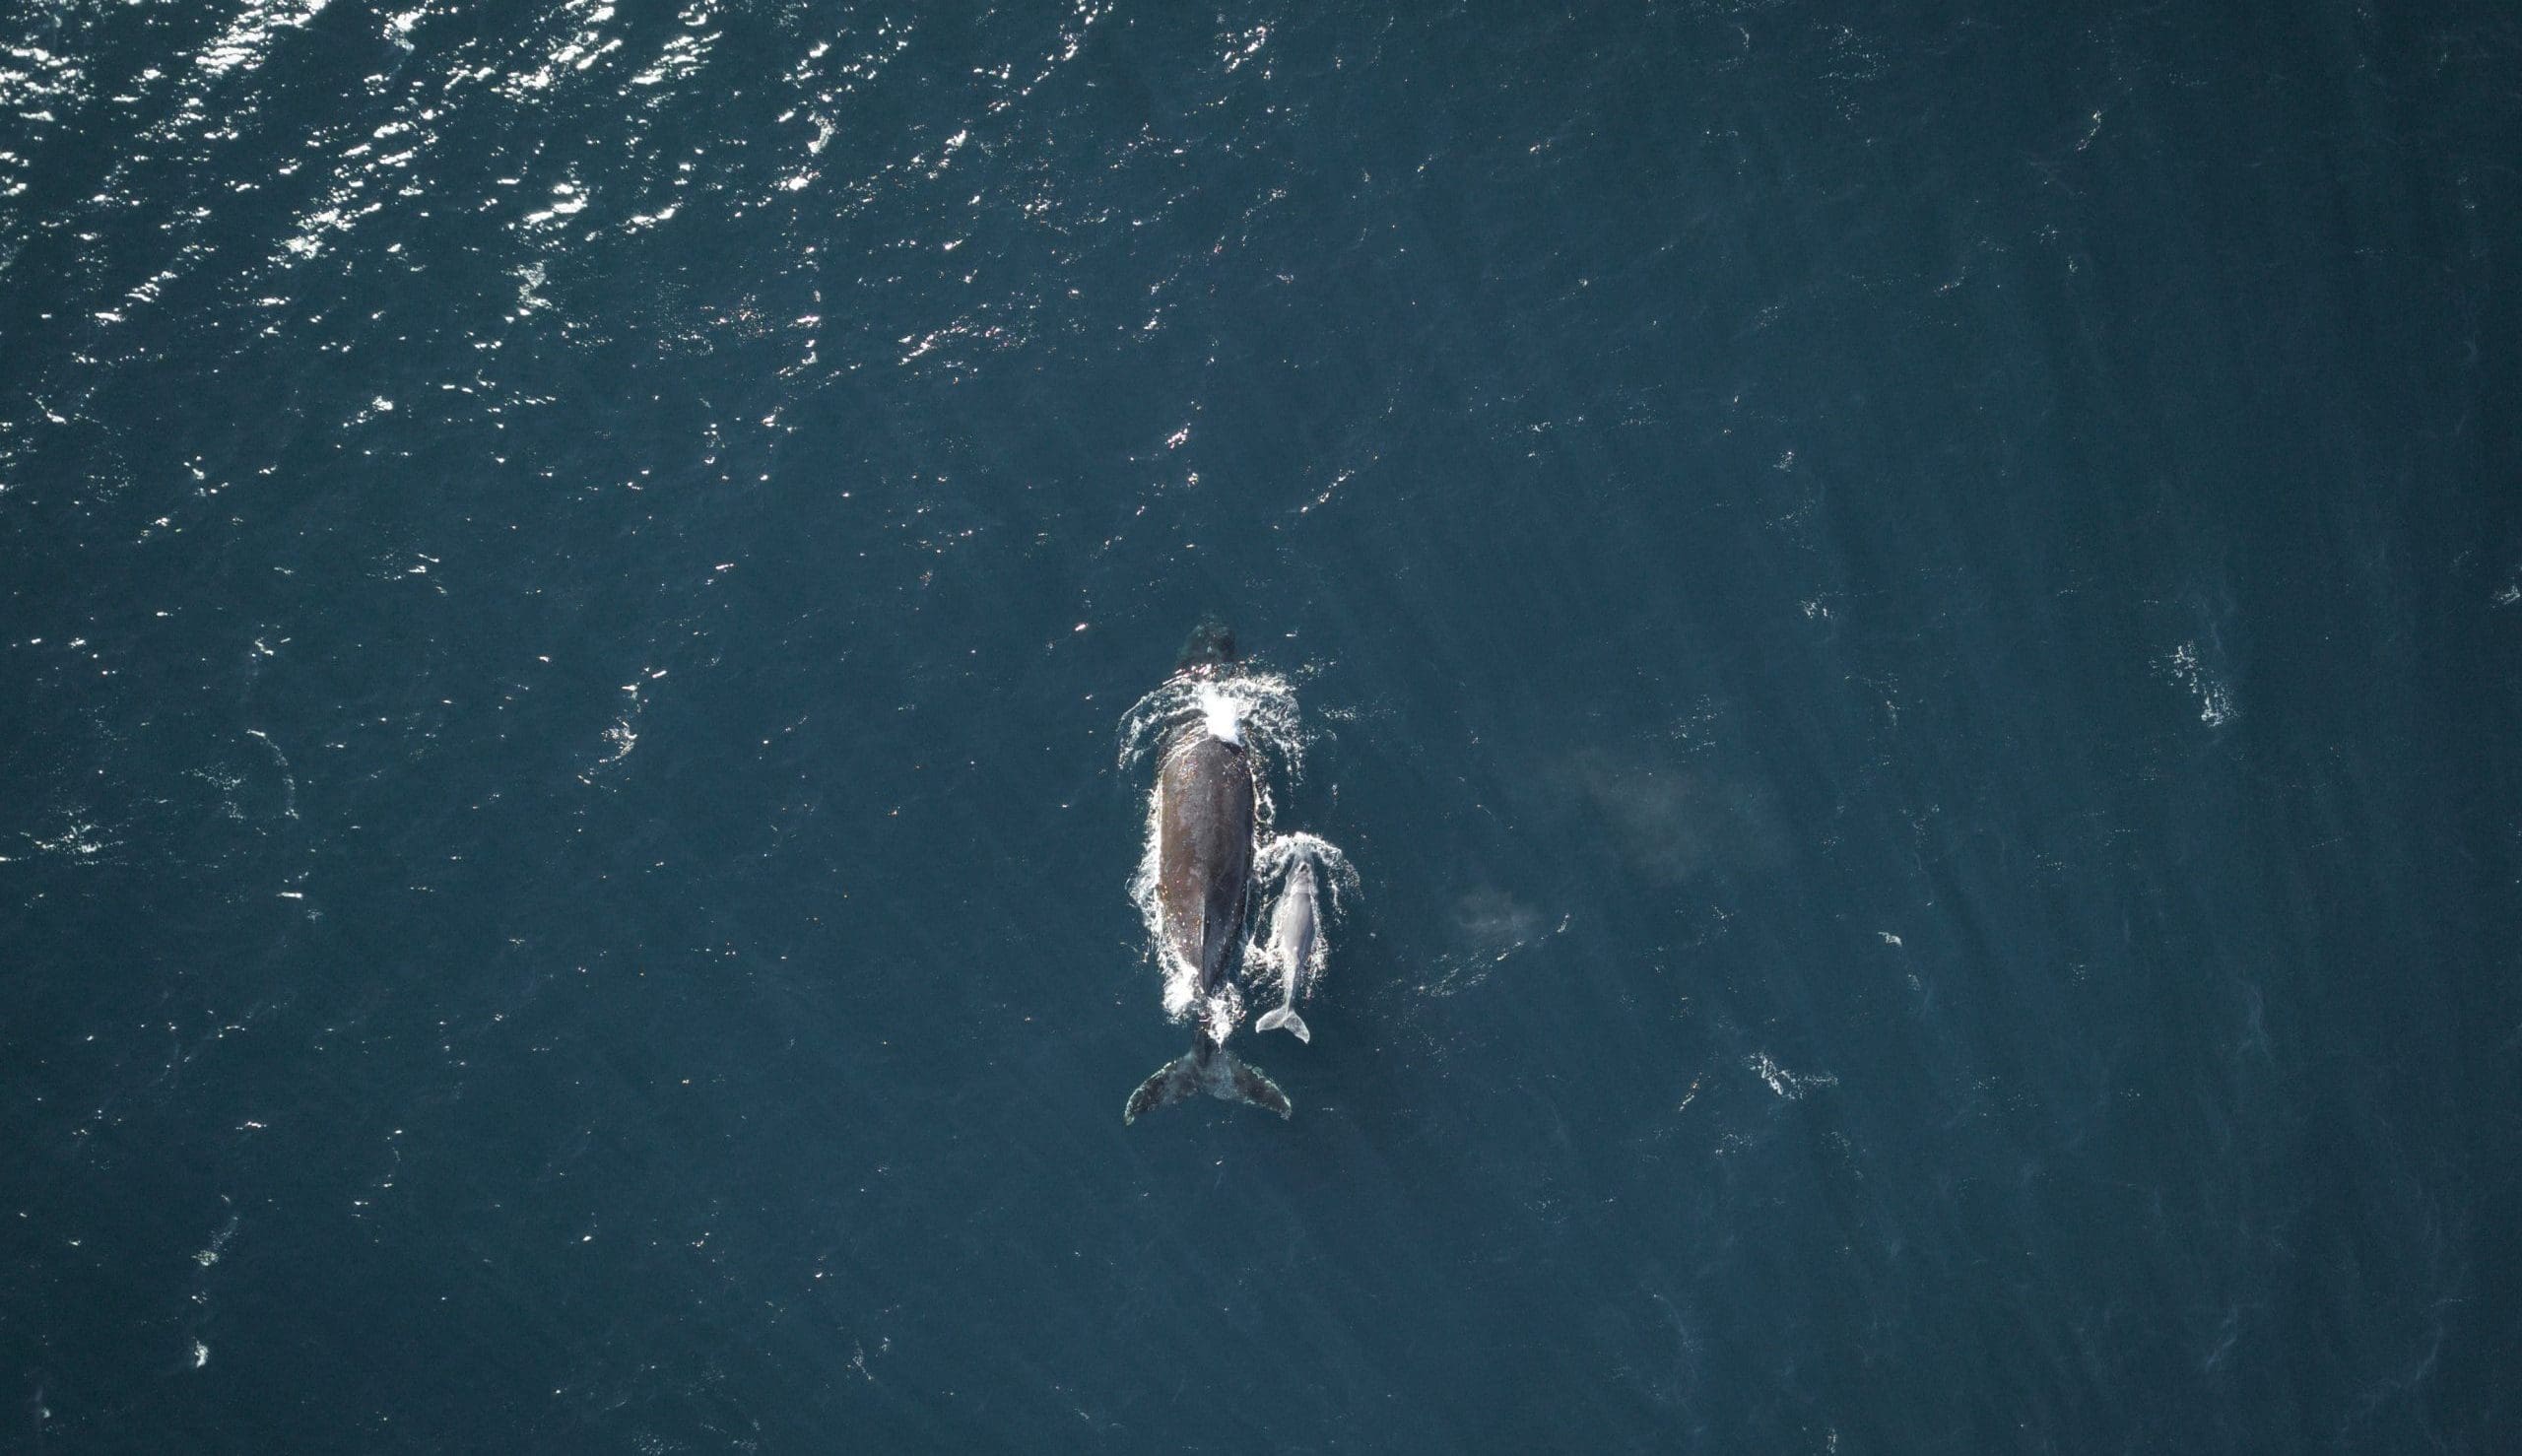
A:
1173;618;1238;677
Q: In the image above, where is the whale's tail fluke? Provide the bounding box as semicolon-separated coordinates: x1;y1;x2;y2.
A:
1123;1042;1293;1124
1255;1005;1310;1043
1123;1055;1199;1124
1227;1053;1294;1117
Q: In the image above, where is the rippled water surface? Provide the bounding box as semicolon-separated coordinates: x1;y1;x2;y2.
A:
5;2;2519;1450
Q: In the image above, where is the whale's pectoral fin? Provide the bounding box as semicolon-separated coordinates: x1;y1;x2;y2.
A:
1124;1056;1202;1125
1222;1051;1294;1119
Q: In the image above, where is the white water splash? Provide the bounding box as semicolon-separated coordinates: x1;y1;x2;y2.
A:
1746;1052;1838;1100
1197;982;1244;1046
1254;831;1359;914
28;815;116;863
2162;640;2233;727
1124;769;1191;1021
582;667;664;780
1198;681;1242;745
1117;665;1305;785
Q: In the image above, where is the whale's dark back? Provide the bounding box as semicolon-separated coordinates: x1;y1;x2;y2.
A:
1156;733;1256;995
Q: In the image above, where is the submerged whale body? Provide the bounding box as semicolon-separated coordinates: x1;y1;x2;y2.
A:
1123;623;1293;1125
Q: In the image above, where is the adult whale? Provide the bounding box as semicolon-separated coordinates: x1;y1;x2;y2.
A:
1123;622;1293;1125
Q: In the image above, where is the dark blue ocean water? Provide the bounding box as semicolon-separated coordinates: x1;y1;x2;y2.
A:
6;2;2519;1450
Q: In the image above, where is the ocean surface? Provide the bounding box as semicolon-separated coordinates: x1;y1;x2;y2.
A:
5;1;2519;1450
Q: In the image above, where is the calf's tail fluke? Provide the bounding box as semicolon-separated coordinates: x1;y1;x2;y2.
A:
1122;1044;1293;1124
1255;1006;1311;1043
